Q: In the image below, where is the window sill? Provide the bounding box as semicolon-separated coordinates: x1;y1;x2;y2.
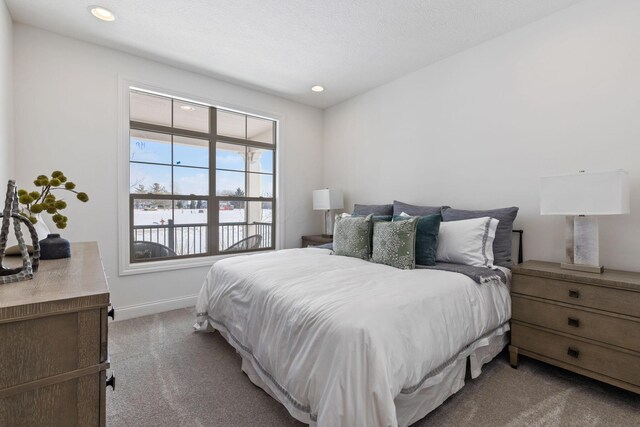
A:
118;250;274;276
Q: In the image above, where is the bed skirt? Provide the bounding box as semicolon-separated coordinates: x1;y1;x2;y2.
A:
204;318;509;427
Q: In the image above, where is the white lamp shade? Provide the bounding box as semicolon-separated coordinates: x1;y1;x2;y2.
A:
541;170;630;215
313;189;344;210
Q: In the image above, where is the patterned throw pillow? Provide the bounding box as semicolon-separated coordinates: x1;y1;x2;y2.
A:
371;217;419;269
333;214;373;260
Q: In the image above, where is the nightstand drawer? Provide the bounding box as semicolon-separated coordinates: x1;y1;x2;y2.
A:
512;296;640;352
511;323;640;386
512;274;640;317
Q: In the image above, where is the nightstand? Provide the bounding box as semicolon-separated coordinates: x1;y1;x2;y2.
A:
509;260;640;394
301;234;332;248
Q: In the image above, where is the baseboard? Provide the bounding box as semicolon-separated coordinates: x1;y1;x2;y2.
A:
114;294;198;321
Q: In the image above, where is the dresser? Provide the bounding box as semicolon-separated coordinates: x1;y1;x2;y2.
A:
0;242;112;426
301;234;333;248
509;260;640;394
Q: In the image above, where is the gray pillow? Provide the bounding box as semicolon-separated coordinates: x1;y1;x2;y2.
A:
352;214;392;222
442;207;519;268
333;214;373;260
371;217;419;270
393;200;448;217
353;203;393;216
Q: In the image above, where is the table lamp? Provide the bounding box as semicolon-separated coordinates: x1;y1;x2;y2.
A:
540;169;630;273
313;189;344;237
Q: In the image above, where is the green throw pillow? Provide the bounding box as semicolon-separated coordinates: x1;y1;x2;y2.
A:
371;217;419;269
352;214;392;255
393;213;441;266
333;214;373;260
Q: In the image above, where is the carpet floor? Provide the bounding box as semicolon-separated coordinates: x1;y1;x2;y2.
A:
107;307;639;426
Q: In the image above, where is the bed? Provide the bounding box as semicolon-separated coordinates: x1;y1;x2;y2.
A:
195;247;512;427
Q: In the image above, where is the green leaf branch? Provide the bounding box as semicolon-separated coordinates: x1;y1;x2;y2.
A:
17;170;89;229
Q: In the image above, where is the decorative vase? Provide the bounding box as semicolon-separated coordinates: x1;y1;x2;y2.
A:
39;234;71;259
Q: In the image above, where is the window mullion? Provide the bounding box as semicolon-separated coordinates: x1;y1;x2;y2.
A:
272;121;277;249
209;107;218;256
130;121;210;140
215;135;274;150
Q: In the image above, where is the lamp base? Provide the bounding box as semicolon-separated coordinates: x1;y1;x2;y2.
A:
323;210;336;237
560;262;604;274
565;216;603;274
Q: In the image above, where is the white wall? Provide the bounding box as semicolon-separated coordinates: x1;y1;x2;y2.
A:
324;0;640;271
13;24;324;318
0;0;12;184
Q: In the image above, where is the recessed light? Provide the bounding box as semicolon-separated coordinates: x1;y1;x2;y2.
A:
311;85;324;93
179;105;196;111
89;6;115;22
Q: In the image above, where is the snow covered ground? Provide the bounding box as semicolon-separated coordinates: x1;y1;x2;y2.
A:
133;208;272;254
133;208;272;225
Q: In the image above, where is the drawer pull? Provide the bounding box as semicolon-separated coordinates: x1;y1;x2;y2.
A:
568;290;580;298
108;306;115;320
567;347;580;358
567;317;580;328
106;372;116;390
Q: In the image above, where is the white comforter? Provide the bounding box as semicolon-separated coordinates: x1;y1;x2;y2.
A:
195;248;511;427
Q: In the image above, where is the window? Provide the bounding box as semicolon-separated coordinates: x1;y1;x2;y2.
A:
128;89;276;263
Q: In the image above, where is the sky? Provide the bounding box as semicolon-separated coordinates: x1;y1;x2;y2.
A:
129;135;273;197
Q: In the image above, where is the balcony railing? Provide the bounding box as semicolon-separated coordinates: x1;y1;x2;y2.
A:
132;220;272;258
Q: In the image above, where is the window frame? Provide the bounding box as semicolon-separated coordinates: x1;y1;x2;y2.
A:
118;79;282;276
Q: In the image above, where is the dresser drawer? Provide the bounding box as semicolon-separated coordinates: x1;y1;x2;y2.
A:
0;370;105;427
511;322;640;387
512;296;640;352
0;309;103;389
512;274;640;317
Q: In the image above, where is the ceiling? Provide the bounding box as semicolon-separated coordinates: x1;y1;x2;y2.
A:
6;0;585;108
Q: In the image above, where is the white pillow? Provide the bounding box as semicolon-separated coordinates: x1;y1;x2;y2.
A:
436;217;499;267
